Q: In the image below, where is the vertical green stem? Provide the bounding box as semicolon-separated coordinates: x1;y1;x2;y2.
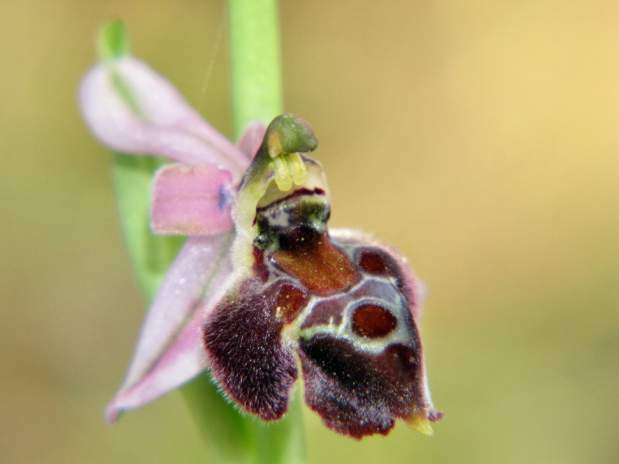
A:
228;1;306;463
228;0;283;138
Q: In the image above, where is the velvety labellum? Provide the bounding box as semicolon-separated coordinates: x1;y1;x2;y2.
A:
300;336;421;437
203;191;437;437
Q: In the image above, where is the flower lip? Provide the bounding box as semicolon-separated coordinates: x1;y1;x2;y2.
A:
203;225;441;438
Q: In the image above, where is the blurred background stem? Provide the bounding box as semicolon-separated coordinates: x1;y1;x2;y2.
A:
111;1;305;463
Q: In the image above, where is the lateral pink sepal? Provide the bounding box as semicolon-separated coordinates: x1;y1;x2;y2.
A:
105;234;235;422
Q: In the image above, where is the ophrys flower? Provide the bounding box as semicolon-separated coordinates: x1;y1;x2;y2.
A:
80;22;442;439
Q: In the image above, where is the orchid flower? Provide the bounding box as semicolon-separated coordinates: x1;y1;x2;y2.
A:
80;25;442;439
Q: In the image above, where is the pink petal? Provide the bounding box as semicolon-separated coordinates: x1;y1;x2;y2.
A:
106;234;236;422
237;122;266;159
79;57;248;176
151;164;234;236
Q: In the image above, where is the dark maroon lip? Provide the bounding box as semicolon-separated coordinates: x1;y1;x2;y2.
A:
255;187;326;213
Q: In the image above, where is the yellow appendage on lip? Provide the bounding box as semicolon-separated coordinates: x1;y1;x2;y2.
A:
408;416;434;436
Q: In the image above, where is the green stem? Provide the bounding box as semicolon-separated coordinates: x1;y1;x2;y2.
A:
228;0;283;139
227;1;306;463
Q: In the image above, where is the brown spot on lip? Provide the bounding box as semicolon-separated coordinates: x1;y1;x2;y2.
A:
274;282;309;323
359;250;393;276
352;304;397;338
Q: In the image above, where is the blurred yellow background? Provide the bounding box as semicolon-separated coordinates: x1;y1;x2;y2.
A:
2;1;618;463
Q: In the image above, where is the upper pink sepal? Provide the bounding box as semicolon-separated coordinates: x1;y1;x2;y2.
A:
151;163;234;236
106;234;235;422
79;56;248;176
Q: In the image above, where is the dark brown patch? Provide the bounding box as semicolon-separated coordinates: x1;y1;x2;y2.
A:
252;247;269;282
352;304;397;338
299;334;422;438
272;233;360;296
356;247;416;309
358;249;396;276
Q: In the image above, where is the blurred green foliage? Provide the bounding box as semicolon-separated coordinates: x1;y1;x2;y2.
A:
1;1;618;463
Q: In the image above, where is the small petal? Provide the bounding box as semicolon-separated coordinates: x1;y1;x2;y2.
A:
237;122;266;160
106;234;235;422
151;163;234;236
79;57;248;176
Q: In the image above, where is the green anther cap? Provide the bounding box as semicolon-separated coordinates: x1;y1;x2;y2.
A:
265;113;318;158
237;114;320;226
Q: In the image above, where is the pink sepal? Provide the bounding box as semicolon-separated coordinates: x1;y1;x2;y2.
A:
106;234;235;422
237;122;267;159
79;57;248;176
